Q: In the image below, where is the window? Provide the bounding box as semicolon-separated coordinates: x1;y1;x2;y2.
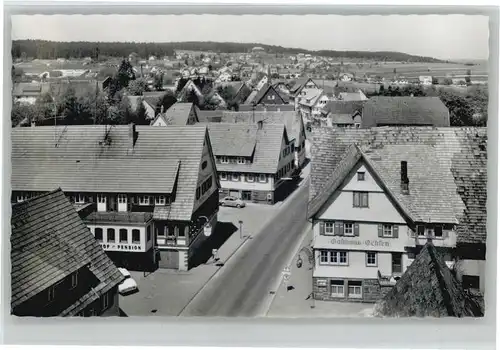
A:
120;229;128;243
319;250;348;265
231;173;240;181
353;191;369;208
155;195;166;205
201;176;212;194
180;226;188;237
95;228;103;242
158;226;167;237
101;292;109;311
221;156;229;164
139;196;150;205
237;157;245;164
174;226;179;237
106;228;115;243
196;188;201;200
132;229;140;244
220;172;228;181
325;222;334;234
348;281;362;298
344;223;354;236
357;172;365;181
16;194;27;203
462;275;480;290
75;194;85;204
246;174;255;182
383;224;394;238
355;123;361;129
117;194;127;204
97;194;106;203
147;226;151;242
70;272;78;289
202;160;208;169
48;286;55;302
330;280;344;297
434;226;443;237
366;252;377;267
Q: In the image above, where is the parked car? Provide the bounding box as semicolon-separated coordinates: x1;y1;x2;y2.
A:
219;196;246;208
118;267;139;295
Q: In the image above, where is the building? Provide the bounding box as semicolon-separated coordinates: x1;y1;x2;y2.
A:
321;101;366;128
127;96;156;121
244;83;288;106
12;82;51;105
361;96;450;128
11;124;220;271
338;90;368;102
152;102;200;126
307;127;487;303
297;88;338;122
11;189;123;317
289;78;321;109
217;111;307;169
419;75;433;85
238;104;295;112
374;242;484;317
207;122;296;204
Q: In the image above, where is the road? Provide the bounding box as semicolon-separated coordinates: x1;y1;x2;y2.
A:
180;180;310;317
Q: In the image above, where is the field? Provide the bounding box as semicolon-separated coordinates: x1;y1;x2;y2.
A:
344;62;488;81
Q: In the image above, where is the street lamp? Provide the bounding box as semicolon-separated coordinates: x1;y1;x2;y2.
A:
238;220;243;239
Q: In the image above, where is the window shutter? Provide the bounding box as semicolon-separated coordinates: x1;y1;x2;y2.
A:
319;221;325;235
443;230;449;238
353;192;359;207
378;224;383;237
354;223;360;236
334;222;340;235
339;222;344;236
393;225;399;238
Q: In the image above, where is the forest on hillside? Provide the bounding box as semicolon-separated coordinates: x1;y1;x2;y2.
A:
12;40;446;63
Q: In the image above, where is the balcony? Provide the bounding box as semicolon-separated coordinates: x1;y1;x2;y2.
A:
83;211;154;225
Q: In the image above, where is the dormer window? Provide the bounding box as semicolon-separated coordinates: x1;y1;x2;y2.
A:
139;196;150;205
74;194;85;204
155;195;166;206
357;172;365;181
220;156;229;164
237;157;246;164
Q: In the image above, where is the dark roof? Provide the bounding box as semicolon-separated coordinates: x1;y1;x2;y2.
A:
206;123;287;173
362;97;450;127
157;102;196;125
322;101;366;116
308;127;487;244
244;83;287;105
12;125;209;221
290;78;315;94
374;242;484;317
11;189;123;315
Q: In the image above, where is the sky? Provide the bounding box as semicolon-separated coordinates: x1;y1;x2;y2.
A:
11;14;490;60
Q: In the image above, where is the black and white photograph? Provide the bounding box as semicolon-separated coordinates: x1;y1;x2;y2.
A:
7;11;490;320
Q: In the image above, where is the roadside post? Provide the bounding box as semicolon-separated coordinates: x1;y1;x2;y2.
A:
282;265;291;291
238;220;243;239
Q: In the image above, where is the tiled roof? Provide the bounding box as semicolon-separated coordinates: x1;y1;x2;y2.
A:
127;96;142;112
308;127;487;244
197;110;224;123
362;97;450;127
297;88;323;107
238;104;295;112
244;83;286;105
322;101;366;116
207;123;287;174
374;242;484;317
289;78;311;94
158;102;195;125
206;124;257;157
339;91;368;101
12;125;209;221
218;111;303;144
11;189;123;315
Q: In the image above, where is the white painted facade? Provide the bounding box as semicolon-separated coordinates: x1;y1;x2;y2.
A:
87;222;154;253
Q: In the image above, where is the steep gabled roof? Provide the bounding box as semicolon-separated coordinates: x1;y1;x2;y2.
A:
322;100;366;116
206;123;288;174
244;83;287;105
157;102;197;126
308;127;487;244
374;242;484;318
362;96;450;127
11;189;123;315
12;125;209;221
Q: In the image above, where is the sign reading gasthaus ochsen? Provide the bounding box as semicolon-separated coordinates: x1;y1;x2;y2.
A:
330;237;390;248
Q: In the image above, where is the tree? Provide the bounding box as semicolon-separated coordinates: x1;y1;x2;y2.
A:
465;69;472;85
135;99;149;125
432;77;439;85
443;78;453;86
57;85;79;124
127;77;148;96
438;91;474;126
156;90;177;115
393;68;397;74
116;93;135;125
77;87;108;125
153;73;164;91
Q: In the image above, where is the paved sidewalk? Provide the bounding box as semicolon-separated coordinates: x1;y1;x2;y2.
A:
120;204;277;316
266;228;375;318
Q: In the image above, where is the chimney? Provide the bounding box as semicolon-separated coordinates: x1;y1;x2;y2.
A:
128;123;138;151
400;161;409;194
257;120;263;130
